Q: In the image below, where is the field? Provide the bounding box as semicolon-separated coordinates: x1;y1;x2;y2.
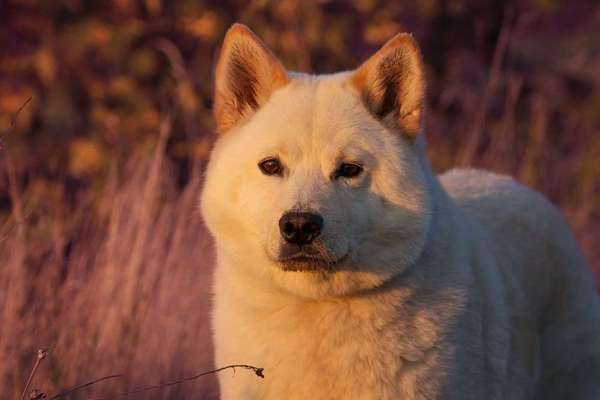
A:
1;0;599;398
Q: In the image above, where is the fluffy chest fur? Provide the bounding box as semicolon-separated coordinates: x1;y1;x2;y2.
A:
212;256;471;400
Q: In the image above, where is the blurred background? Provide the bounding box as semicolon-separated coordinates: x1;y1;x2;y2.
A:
1;0;599;398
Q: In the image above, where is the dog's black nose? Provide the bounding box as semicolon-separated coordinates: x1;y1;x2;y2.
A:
279;212;323;245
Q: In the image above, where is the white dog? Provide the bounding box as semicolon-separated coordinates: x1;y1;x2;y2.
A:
200;23;600;399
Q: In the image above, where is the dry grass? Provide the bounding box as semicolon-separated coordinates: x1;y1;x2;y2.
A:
0;119;218;398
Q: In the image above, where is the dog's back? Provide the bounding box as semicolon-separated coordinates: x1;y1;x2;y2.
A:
442;168;600;398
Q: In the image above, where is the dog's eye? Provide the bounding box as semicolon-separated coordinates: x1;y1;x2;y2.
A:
336;163;363;179
258;158;282;176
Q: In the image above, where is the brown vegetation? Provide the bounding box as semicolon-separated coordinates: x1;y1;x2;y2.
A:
1;0;599;398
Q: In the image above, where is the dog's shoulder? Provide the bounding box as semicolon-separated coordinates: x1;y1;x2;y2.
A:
439;168;561;236
439;168;594;308
439;168;579;262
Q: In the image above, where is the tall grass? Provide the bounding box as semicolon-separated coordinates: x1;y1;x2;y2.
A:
0;119;217;398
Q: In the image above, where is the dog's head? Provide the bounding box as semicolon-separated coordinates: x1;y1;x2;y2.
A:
201;24;432;298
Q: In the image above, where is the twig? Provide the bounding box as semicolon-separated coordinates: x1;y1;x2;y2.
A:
48;375;123;400
86;364;264;400
20;348;49;400
155;39;204;140
458;8;515;165
0;96;32;151
2;97;33;243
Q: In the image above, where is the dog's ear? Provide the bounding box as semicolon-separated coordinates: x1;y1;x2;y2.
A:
351;33;425;138
213;23;289;134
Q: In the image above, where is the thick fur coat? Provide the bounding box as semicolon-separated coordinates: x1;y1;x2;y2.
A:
200;24;600;399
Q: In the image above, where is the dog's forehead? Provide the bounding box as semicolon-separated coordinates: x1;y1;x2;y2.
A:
247;74;382;154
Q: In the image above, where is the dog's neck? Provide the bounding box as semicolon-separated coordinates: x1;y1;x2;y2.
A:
213;161;470;383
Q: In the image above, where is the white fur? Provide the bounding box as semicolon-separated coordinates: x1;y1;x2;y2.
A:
201;68;600;400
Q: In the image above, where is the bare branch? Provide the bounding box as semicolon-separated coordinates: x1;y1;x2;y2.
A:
48;375;123;400
61;364;265;400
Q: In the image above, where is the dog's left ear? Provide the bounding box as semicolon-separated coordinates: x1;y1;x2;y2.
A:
213;24;290;134
351;33;425;138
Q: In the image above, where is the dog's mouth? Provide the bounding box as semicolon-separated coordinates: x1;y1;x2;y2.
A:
278;250;349;272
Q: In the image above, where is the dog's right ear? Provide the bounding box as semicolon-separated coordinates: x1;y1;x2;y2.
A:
213;24;290;134
350;33;425;139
